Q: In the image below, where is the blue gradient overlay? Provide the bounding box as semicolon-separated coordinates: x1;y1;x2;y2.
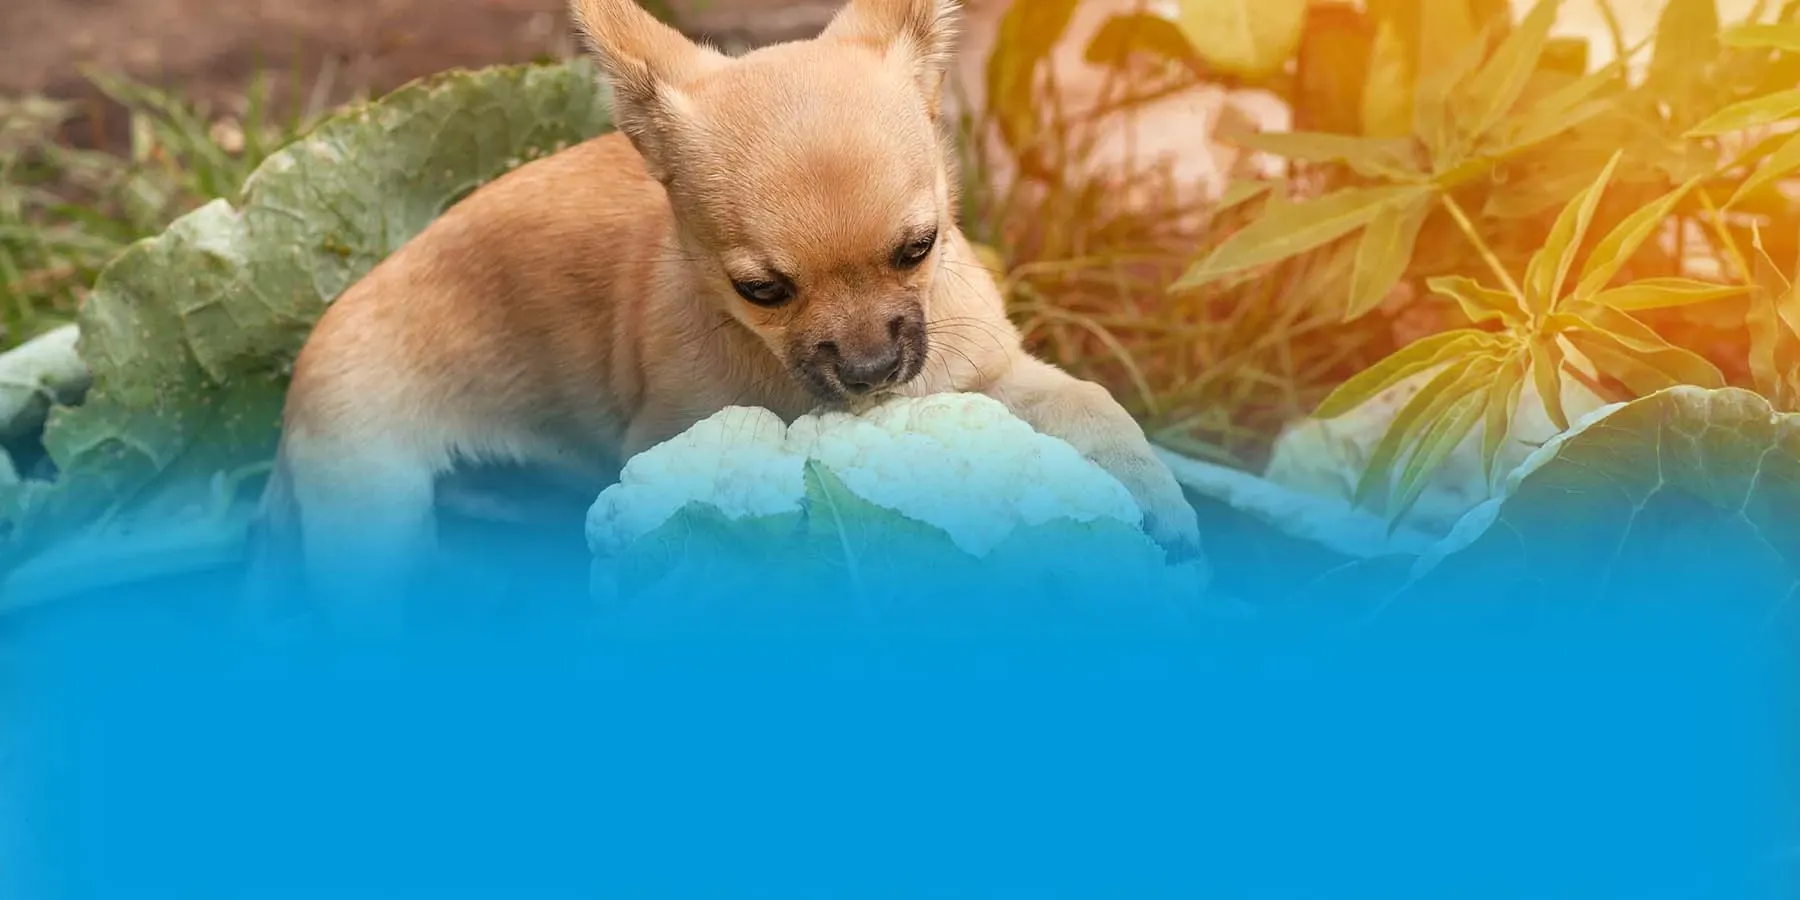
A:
1;494;1796;900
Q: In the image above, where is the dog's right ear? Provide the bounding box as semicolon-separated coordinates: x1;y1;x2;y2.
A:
570;0;725;182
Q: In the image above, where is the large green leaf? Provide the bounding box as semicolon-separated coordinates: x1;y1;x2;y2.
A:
1299;388;1800;614
4;60;615;571
1417;387;1800;607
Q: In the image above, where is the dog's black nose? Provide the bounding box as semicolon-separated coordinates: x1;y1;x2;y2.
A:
835;346;904;395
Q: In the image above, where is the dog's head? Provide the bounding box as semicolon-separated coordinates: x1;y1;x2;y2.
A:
571;0;959;404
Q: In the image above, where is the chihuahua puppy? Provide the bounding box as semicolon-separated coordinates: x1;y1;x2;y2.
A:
255;0;1202;602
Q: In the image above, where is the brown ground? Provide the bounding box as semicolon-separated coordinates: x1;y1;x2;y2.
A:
0;0;842;150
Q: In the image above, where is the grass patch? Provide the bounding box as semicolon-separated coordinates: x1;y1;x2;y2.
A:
0;64;349;351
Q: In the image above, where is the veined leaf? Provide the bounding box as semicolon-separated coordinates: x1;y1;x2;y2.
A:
1228;132;1423;181
1362;18;1415;139
1353;354;1496;509
1571;175;1702;300
1171;184;1430;290
1345;196;1433;321
1389;384;1491;525
1561;328;1722;395
1312;327;1501;419
1480;352;1529;488
1528;336;1570;431
1414;8;1492;166
1524;151;1621;316
1460;0;1563;141
1174;0;1308;79
1728;129;1800;208
1482;61;1624;157
1583;278;1751;311
1719;22;1800;51
1553;309;1728;387
1428;274;1524;325
1685;88;1800;137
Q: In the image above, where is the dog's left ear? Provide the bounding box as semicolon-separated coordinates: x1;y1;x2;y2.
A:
824;0;961;117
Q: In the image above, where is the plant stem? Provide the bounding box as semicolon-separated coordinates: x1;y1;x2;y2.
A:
1440;192;1526;302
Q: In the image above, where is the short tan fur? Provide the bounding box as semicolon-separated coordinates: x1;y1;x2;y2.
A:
257;0;1202;603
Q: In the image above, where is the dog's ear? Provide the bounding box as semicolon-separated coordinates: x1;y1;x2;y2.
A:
570;0;725;182
823;0;961;117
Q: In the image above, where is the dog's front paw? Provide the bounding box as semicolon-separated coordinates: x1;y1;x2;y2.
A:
1085;435;1204;564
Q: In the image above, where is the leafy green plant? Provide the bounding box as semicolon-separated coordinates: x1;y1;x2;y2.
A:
0;66;335;352
0;60;614;579
1308;152;1732;520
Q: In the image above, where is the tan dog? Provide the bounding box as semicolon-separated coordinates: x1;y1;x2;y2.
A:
255;0;1202;601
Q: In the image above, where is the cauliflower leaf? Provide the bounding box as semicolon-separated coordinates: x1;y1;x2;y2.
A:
2;61;613;576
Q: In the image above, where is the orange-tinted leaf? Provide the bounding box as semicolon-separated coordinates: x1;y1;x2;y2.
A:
1481;352;1528;488
984;0;1081;180
1229;132;1423;181
1175;0;1308;79
1293;2;1374;134
1313;327;1500;418
1728;129;1800;209
1481;62;1623;156
1427;274;1524;324
1524;150;1621;316
1571;175;1702;300
1528;336;1570;431
1172;184;1430;289
1352;354;1492;509
1390;381;1491;523
1362;18;1415;139
1584;278;1750;311
1685;88;1800;137
1345;196;1432;320
1554;309;1729;387
1085;13;1198;71
1719;22;1800;52
1561;328;1725;394
1460;0;1562;140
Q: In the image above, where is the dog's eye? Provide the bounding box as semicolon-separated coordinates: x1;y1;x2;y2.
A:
732;278;793;307
893;230;938;269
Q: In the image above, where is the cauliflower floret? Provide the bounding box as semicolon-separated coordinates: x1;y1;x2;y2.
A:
586;393;1144;560
586;406;806;557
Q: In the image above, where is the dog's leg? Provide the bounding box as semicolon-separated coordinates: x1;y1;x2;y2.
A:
280;428;443;627
984;356;1203;562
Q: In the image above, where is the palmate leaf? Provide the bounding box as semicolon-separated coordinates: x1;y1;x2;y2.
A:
5;60;615;569
1428;275;1524;325
1344;196;1433;321
1523;150;1622;316
1478;58;1627;158
1570;175;1704;300
1313;328;1502;419
1389;386;1490;527
1458;0;1564;142
1170;184;1430;290
1353;353;1504;513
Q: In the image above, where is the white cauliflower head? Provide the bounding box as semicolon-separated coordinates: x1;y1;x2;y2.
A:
585;392;1142;559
